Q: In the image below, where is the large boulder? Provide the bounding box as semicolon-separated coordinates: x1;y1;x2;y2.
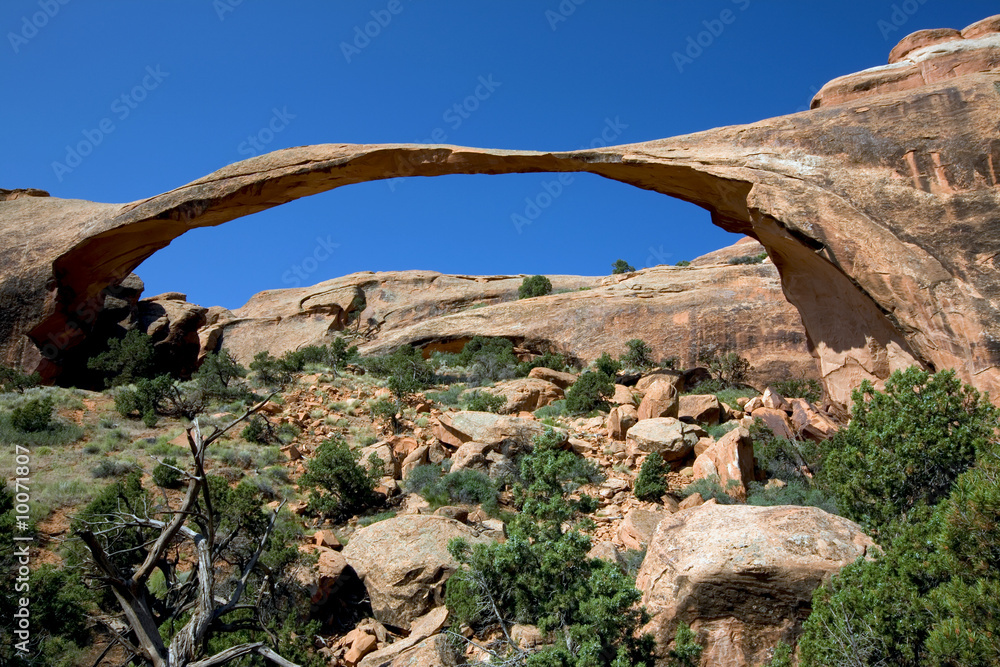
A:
433;411;563;449
635;502;876;666
358;607;454;667
617;507;668;551
636;379;680;421
691;426;757;500
625;417;700;462
678;394;723;425
484;377;564;413
343;516;493;630
528;366;578;389
606;404;638;441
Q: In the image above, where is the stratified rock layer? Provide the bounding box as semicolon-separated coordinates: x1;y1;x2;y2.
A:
1;17;999;412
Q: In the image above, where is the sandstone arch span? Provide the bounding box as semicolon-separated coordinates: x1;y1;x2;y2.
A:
2;18;999;411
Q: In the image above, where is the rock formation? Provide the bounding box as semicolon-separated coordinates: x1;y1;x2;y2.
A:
1;16;998;412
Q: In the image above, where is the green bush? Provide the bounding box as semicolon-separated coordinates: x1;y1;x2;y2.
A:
10;395;53;432
699;350;754;389
249;351;297;387
534;399;569;420
301;439;382;521
620;339;654;370
87;329;160;387
667;622;704;667
817;367;997;536
0;363;40;393
612;259;636;274
770;377;822;403
517;350;569;375
593;352;621;377
241;415;274;444
518;274;552;299
746;478;838;514
675;260;691;267
465;390;506;413
728;251;768;265
455;336;520;383
370;398;402;434
634;451;669;502
414;467;500;513
679;476;739;505
152;456;182;488
363;345;434;396
565;370;614;414
193;350;249;399
114;374;203;425
91;458;141;479
444;428;653;666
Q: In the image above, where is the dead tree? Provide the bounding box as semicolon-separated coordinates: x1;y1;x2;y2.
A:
78;399;302;667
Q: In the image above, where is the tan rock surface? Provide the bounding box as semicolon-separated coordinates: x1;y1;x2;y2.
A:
691;426;757;500
484;377;564;413
636;379;680;421
625;417;699;462
3;17;1000;413
342;515;491;630
636;503;876;666
433;411;560;448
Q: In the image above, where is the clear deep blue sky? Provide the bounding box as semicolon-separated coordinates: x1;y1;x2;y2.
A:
2;1;994;309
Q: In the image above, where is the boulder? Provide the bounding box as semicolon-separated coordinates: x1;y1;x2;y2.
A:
678;394;722;425
343;516;492;630
360;441;401;480
626;417;699;462
587;540;624;566
636;503;876;666
485;377;564;413
636;370;684;393
751;407;796;441
636;379;680;421
400;445;429;478
358;607;454;667
528;366;578;389
761;387;790;412
691;426;757;500
606;404;638;441
449;441;493;473
618;507;667;551
433;411;561;448
612;383;637;406
787;398;839;441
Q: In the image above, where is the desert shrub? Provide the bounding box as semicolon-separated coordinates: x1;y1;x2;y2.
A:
679;475;738;505
193;350;249;400
667;623;704;667
517;350;569;375
698;350;754;389
87;329;160;387
817;367;997;536
91;458;141;479
533;399;568;419
363;345;435;396
746;478;838;514
114;374;204;425
369;398;401;434
456;336;520;383
620;339;654;370
634;451;669;502
402;463;444;496
612;259;635;274
465;390;506;413
0;363;40;393
518;274;552;299
418;468;499;513
565;370;614;414
425;384;465;407
241;415;274;444
675;260;691;267
762;642;793;667
593;352;621;377
10;394;53;432
249;351;297;387
444;428;653;666
771;377;822;403
728;251;768;265
152;457;183;488
357;511;396;527
301;439;381;521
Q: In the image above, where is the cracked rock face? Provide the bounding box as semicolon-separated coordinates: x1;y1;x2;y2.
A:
1;16;999;412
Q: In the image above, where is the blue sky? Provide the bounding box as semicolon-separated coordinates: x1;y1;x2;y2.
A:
2;1;995;309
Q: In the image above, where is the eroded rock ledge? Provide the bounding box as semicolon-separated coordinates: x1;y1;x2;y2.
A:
1;16;999;412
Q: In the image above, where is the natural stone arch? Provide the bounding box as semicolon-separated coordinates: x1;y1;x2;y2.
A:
2;19;999;411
